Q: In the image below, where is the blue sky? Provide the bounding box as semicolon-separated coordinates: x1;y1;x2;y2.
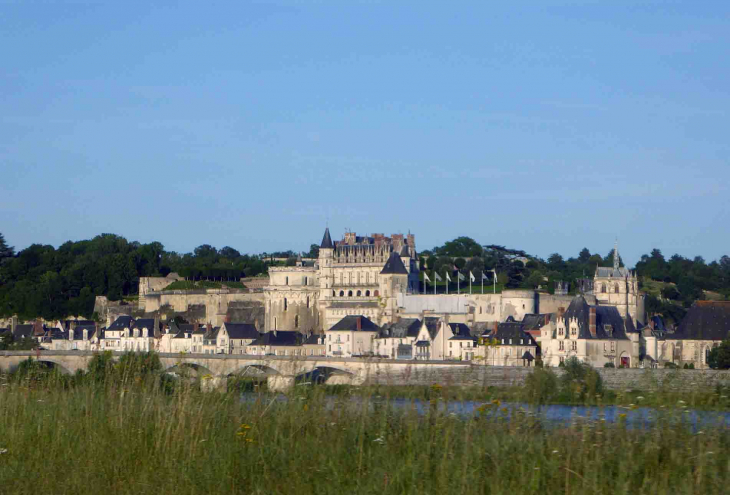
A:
2;1;728;266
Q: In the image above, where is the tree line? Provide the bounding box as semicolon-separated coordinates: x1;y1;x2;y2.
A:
0;233;270;321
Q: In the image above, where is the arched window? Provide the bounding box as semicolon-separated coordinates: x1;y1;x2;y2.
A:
294;315;299;329
304;276;308;285
374;290;379;297
614;283;619;294
143;328;148;338
284;298;288;311
357;290;361;296
365;290;370;297
601;283;607;293
285;276;289;286
348;290;353;297
306;296;310;308
339;290;344;297
332;290;336;297
274;317;277;330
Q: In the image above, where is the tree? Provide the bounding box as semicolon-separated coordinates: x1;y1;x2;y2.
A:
454;257;466;270
307;244;320;259
0;233;14;262
707;341;730;370
219;246;241;260
432;237;483;257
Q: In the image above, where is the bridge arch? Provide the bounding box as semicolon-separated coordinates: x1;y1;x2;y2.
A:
295;365;354;384
229;364;281;377
163;362;214;378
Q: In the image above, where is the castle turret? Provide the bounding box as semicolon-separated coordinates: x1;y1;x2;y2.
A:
379;252;408;325
318;228;334;295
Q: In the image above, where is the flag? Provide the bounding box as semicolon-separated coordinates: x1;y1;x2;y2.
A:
482;272;489;281
458;272;466;281
469;271;476;282
434;272;443;282
445;273;452;282
423;272;431;283
491;269;498;281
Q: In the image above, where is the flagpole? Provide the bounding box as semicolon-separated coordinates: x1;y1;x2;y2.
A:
434;271;436;295
469;273;472;295
493;271;496;294
457;273;460;295
446;272;448;295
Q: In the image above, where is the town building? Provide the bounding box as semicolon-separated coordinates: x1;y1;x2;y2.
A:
645;301;730;369
539;295;640;367
477;319;539;366
324;315;380;357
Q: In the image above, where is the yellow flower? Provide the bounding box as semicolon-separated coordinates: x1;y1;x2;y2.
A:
618;413;627;420
303;404;309;411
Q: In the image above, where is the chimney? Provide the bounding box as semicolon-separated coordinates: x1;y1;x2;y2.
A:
544;314;549;326
356;316;362;331
492;321;498;335
649;318;655;330
589;307;596;338
558;307;565;319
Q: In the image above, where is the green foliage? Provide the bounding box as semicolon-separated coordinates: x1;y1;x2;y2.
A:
0;232;14;262
116;351;162;381
664;362;679;369
1;381;729;494
559;357;603;402
86;351;115;382
604;362;615;368
0;333;38;351
523;367;558;404
431;236;483;257
707;340;730;369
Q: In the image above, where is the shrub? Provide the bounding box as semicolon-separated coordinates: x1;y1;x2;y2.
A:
664;362;679;369
559;357;603;402
523;367;558;404
604;362;615;368
708;340;730;369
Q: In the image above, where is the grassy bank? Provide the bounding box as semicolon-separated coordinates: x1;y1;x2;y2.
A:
1;373;729;494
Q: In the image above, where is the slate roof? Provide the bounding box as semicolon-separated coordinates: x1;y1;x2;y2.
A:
249;331;302;347
108;316;134;331
448;323;476;341
320;228;334;249
380;252;408;275
674;301;730;341
595;266;631;278
303;333;325;345
13;325;34;339
0;327;9;335
485;321;537;346
329;315;380;332
423;317;441;340
521;314;552;331
223;323;260;340
380;318;421;339
558;295;633;340
132;319;156;331
399;244;410;257
70;325;96;340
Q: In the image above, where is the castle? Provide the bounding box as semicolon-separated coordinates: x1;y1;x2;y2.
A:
264;228;419;332
264;228;645;333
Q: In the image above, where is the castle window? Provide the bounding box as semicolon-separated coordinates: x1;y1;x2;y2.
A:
374;290;379;297
357;290;361;297
285;276;288;286
306;297;310;308
559;341;565;351
601;284;606;293
284;298;288;311
348;290;353;297
294;315;299;329
614;283;619;293
365;290;370;297
571;341;577;351
304;277;308;285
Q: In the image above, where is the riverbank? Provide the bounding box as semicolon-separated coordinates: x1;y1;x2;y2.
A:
1;375;729;494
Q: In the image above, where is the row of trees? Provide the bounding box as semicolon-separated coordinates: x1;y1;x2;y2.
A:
0;233;274;321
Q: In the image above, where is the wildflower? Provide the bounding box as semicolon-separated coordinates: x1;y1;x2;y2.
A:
245;438;255;443
0;448;7;454
636;396;644;400
552;450;559;454
534;467;540;470
707;451;714;455
240;424;251;429
373;436;385;444
303;404;309;412
491;399;501;407
618;414;627;420
678;400;686;404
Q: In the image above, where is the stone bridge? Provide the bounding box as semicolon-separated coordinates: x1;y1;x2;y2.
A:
0;351;479;391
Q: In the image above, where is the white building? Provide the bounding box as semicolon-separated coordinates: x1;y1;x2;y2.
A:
325;315;379;358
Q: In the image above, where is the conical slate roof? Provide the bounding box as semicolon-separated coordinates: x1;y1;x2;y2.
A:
320;228;334;249
380;252;408;275
399;244;410;257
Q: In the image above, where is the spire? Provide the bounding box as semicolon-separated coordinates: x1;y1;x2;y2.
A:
320;227;334;249
613;239;620;271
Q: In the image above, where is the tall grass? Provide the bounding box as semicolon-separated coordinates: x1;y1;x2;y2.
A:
0;365;729;494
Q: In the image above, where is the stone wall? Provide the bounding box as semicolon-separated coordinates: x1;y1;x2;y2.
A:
363;366;730;392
